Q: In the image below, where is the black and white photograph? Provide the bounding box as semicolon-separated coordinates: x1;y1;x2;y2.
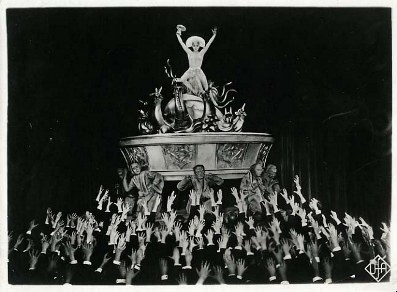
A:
1;1;394;289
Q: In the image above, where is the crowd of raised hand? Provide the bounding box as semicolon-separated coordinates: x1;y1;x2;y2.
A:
8;175;390;285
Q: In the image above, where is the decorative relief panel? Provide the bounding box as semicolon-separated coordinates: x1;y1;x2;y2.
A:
162;144;196;170
122;147;149;168
216;143;249;169
257;143;273;165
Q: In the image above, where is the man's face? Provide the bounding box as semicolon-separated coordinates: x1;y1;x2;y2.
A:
254;164;264;176
194;166;205;179
130;164;141;175
267;167;277;178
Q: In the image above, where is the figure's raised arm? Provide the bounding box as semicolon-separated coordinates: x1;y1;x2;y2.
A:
201;27;217;55
176;32;190;54
123;170;134;192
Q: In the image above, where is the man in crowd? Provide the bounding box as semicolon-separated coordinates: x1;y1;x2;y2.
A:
115;167;137;219
262;164;281;196
177;164;224;213
8;173;390;285
122;162;164;217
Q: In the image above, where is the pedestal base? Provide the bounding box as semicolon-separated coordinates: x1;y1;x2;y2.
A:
120;132;274;181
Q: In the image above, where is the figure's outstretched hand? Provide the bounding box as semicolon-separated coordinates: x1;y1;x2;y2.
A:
237;259;247;277
185;249;193;266
126;266;140;285
28;220;39;232
100;252;112;269
213;266;225;284
196;261;211;284
198;205;206;221
216;189;223;204
13;234;24;250
82;242;95;261
189;190;197;206
212;27;218;35
205;229;214;245
231;187;239;201
167;191;176;211
177;273;188;285
188;220;196;236
29;249;41;270
96;185;104;202
280;188;289;203
293;175;301;189
265;258;276;277
145;223;154;242
176;24;186;35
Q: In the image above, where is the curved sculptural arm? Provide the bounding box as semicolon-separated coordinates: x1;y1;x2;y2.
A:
200;27;217;55
176;33;190;54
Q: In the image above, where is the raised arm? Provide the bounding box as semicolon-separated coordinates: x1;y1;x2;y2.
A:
177;175;193;191
123;171;134;192
201;27;217;55
176;32;190;54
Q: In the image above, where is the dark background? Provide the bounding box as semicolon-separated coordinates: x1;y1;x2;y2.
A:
7;8;391;232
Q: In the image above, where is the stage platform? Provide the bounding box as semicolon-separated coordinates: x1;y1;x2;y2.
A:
120;132;274;181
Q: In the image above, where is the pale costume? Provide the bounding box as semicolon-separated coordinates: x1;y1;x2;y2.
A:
177;173;224;213
176;26;217;96
124;170;164;216
240;164;266;214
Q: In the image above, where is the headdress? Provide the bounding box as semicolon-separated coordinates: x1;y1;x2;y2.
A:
186;36;205;48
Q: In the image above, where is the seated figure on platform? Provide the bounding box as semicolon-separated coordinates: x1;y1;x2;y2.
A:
240;161;266;214
176;25;217;96
262;164;281;196
177;164;224;213
122;162;164;217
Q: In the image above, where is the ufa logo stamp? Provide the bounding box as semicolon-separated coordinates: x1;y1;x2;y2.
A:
365;255;390;282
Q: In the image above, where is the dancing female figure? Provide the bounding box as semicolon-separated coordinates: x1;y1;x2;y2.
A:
176;25;217;96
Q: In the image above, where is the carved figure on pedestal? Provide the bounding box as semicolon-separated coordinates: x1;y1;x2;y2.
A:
177;164;224;213
262;164;281;196
240;162;266;215
122;163;164;217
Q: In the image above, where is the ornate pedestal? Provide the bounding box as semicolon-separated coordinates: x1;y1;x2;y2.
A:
120;132;274;181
